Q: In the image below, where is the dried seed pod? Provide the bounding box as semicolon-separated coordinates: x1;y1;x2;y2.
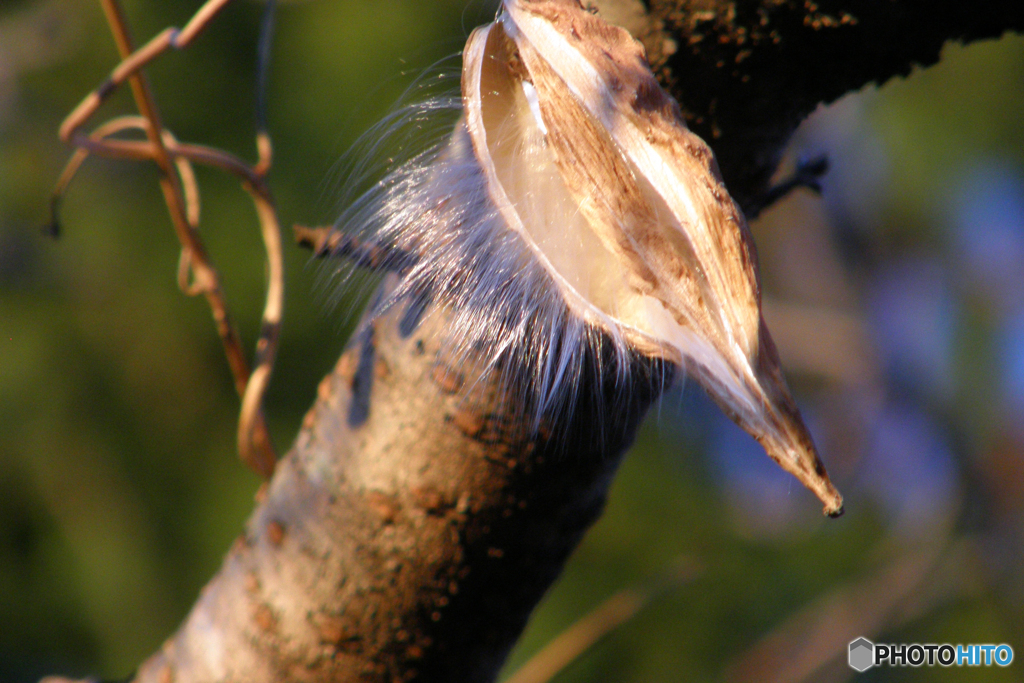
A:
335;0;843;517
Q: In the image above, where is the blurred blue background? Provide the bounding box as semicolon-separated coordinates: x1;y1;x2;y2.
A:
1;1;1022;681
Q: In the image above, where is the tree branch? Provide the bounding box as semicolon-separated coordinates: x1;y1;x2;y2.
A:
621;0;1024;208
134;294;668;683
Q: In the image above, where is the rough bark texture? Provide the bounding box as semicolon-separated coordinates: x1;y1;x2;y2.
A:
621;0;1024;209
48;2;1024;683
129;294;667;683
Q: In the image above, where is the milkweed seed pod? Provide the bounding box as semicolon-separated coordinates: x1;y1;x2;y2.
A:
334;0;843;517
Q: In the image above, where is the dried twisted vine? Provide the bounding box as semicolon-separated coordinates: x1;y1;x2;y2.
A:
54;0;282;478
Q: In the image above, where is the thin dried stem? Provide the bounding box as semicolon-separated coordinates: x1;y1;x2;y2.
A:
53;116;202;229
254;0;276;177
238;189;284;476
293;224;417;273
58;0;233;143
723;533;971;683
66;134;264;187
503;558;700;683
58;0;280;479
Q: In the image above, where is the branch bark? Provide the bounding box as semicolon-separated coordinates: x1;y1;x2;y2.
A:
46;2;1024;682
124;290;668;683
621;0;1024;208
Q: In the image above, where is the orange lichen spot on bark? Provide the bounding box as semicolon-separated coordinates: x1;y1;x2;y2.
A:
266;520;286;546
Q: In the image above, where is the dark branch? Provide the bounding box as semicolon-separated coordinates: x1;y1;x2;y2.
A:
629;0;1024;208
293;224;417;274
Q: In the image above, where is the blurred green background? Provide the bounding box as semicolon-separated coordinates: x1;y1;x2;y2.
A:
1;1;1022;681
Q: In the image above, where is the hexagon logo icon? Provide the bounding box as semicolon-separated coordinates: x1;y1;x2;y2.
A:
848;637;875;672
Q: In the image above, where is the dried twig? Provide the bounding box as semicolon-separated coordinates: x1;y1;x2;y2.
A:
55;0;281;478
743;156;829;220
502;558;700;683
52;116;202;232
723;534;975;683
293;224;417;273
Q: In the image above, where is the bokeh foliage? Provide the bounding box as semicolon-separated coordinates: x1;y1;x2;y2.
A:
1;2;1022;681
